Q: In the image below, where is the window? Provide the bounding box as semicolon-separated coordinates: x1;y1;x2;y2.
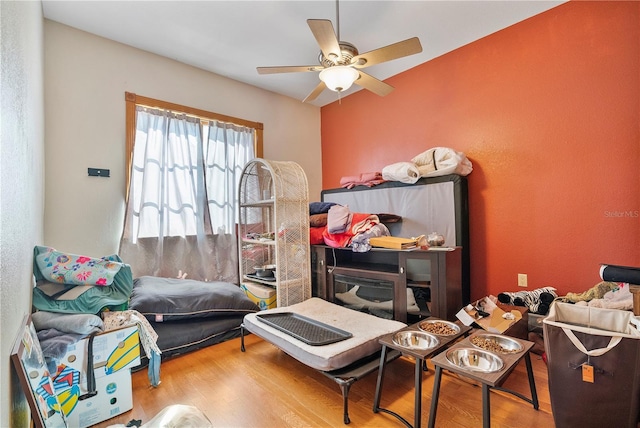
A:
120;92;263;282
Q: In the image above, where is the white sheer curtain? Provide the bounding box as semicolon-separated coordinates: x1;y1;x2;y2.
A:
120;107;255;282
204;120;255;232
202;120;255;279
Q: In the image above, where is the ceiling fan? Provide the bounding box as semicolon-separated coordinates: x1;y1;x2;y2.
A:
256;1;423;103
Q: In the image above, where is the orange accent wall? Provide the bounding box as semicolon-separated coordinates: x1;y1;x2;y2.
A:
321;1;639;301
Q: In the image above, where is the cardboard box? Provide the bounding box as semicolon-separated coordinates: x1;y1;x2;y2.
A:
369;236;418;249
58;369;133;428
58;325;140;379
456;296;522;334
52;326;140;427
241;281;277;310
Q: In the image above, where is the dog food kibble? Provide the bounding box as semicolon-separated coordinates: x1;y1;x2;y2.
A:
420;322;457;335
470;336;518;354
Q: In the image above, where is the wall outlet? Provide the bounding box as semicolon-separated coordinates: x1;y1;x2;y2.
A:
518;273;528;287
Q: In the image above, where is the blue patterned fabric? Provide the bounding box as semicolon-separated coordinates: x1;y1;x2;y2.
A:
33;247;133;314
34;246;122;286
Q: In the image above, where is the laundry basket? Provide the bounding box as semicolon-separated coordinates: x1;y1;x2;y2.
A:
543;302;640;428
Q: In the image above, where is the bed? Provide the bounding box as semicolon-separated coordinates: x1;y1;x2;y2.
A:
129;276;260;368
241;297;406;424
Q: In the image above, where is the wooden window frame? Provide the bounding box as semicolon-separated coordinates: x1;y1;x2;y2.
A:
124;91;264;196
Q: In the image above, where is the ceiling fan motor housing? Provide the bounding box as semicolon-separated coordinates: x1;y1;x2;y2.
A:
319;41;359;67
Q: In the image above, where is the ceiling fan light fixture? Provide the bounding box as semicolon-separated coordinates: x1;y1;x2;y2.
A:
319;66;359;92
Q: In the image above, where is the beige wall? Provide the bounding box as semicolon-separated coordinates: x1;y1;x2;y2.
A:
44;20;322;257
1;1;46;426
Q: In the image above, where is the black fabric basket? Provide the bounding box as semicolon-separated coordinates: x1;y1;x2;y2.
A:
543;302;640;428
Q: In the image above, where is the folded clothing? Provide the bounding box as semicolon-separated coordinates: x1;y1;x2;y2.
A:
309;201;337;215
309;213;328;228
327;204;351;234
310;226;326;245
340;172;386;189
31;310;104;335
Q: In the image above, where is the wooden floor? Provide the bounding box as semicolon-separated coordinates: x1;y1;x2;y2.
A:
94;334;556;428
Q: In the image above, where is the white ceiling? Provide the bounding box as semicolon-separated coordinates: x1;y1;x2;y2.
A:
42;0;564;107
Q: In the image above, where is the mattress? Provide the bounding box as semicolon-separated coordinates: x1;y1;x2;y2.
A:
127;276;259;369
133;315;245;369
243;297;406;371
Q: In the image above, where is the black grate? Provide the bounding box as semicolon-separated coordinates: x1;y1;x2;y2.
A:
257;312;352;346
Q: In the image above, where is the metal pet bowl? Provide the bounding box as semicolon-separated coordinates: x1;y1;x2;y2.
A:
255;264;276;278
418;319;460;336
392;330;439;351
470;334;524;354
445;347;504;373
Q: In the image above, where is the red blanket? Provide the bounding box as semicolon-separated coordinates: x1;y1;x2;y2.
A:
322;213;380;248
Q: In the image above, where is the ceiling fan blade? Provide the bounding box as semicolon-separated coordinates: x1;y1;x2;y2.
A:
355;71;394;97
307;19;342;64
303;81;327;103
351;37;422;69
257;65;323;75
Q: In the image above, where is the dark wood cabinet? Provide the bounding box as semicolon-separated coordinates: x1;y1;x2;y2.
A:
311;245;463;323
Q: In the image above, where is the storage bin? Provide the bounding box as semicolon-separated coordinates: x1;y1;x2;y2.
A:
528;313;546;334
241;281;277;310
543;302;640;428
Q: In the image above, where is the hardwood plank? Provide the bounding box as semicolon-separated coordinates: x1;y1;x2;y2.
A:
92;334;556;428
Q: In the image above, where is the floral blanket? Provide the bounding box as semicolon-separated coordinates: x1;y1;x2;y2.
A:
34;246;123;286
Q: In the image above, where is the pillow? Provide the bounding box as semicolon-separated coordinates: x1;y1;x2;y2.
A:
310;213;328;228
381;162;420;184
411;147;473;178
34;246;122;286
129;276;259;322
